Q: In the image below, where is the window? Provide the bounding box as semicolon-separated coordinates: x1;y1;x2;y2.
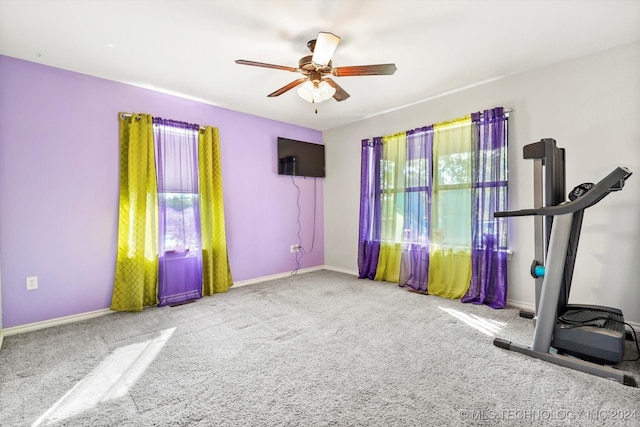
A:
358;107;508;306
153;121;201;256
160;193;199;252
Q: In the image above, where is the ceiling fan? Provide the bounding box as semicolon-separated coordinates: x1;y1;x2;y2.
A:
235;32;397;103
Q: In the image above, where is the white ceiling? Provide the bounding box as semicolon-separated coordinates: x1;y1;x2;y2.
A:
1;0;639;131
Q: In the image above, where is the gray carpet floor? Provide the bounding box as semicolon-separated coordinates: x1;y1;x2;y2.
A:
1;270;639;426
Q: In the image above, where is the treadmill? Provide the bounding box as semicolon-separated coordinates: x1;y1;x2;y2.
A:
493;166;636;387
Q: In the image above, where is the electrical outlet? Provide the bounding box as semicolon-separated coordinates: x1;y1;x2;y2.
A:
26;276;38;290
290;244;301;253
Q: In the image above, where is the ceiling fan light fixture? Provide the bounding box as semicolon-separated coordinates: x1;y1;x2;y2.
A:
318;80;336;100
297;80;336;103
311;32;340;66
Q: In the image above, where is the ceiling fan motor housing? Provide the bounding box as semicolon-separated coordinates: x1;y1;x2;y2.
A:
298;55;332;75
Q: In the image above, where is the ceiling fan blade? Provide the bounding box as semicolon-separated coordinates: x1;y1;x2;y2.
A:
235;59;298;73
332;63;397;77
311;32;340;66
267;78;308;97
324;78;350;102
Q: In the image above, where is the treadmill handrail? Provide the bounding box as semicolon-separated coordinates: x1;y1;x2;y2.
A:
495;167;631;218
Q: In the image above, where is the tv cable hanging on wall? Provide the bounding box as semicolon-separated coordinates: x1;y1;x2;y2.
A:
290;175;317;275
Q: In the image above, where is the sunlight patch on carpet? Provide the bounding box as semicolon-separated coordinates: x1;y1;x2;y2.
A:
438;307;507;336
32;327;175;427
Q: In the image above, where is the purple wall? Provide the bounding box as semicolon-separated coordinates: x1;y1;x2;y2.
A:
0;56;324;328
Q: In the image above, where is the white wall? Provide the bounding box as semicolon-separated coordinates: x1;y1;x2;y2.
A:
323;41;640;324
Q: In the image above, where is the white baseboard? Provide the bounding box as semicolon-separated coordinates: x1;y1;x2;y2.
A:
229;265;358;288
505;298;536;313
3;308;113;337
628;321;640;332
231;265;325;288
323;265;359;276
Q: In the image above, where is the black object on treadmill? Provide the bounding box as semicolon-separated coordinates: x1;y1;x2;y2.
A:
569;182;595;201
559;308;609;327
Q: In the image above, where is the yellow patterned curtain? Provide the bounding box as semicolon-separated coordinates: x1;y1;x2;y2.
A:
111;113;159;311
374;132;407;282
427;117;473;298
199;127;233;294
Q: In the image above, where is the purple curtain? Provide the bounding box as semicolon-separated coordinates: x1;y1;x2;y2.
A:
398;126;433;292
153;118;203;306
358;138;382;279
462;107;508;308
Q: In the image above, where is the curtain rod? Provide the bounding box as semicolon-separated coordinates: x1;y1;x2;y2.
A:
120;113;206;130
428;107;513;129
473;107;513;116
476;107;512;119
431;107;513;128
363;107;513;144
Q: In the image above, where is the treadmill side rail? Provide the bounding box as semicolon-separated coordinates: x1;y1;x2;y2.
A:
492;338;637;387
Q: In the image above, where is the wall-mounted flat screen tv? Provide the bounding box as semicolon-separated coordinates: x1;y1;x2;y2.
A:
277;137;325;178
